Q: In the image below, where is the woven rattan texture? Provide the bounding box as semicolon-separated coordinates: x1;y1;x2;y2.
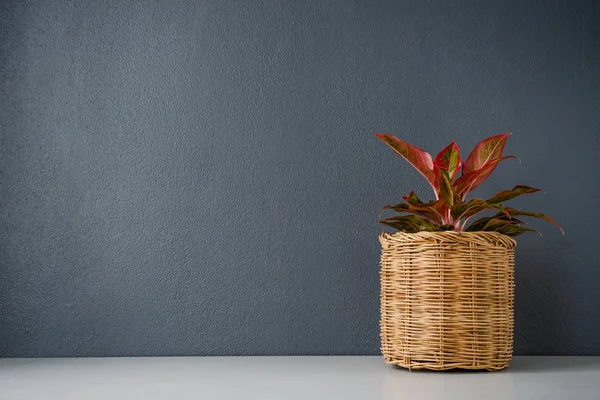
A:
379;231;516;371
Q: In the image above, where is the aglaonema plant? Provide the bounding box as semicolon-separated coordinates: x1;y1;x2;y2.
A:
375;133;563;236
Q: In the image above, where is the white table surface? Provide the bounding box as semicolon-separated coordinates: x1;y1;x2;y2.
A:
1;356;599;400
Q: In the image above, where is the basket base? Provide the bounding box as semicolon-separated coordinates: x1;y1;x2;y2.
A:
383;355;511;372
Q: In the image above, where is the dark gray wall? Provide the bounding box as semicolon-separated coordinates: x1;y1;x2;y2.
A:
1;0;599;357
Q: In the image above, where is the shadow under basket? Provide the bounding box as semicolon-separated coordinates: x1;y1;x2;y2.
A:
379;231;516;371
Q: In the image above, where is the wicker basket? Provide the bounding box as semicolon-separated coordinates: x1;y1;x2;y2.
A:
379;231;516;371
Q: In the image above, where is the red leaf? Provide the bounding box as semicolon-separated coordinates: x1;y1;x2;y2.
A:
463;133;510;175
454;156;517;199
434;141;462;180
374;133;438;197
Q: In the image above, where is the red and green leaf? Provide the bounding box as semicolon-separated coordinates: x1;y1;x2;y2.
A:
374;133;438;197
375;132;562;237
379;201;442;224
482;218;520;232
463;133;510;175
437;169;455;207
465;216;492;232
496;225;541;237
486;185;541;204
434;141;462;180
454;198;509;221
400;191;449;223
494;208;564;235
379;215;442;233
465;215;523;232
402;191;426;206
454;156;517;198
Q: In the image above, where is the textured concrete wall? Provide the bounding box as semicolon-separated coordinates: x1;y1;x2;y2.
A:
1;0;599;357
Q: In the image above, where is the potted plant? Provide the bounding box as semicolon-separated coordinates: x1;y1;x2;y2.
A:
375;132;562;371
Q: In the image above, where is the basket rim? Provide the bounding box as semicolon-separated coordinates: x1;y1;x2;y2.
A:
379;230;517;247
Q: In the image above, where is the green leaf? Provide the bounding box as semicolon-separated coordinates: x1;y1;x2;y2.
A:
463;133;510;175
499;216;525;224
379;215;442;233
379;202;409;216
437;169;454;207
400;193;450;223
494;208;564;235
439;224;455;231
480;218;541;237
496;225;541;237
482;218;520;232
451;198;466;220
402;191;425;206
454;198;509;222
486;185;542;204
465;216;524;232
379;202;441;224
465;217;493;232
434;141;462;180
